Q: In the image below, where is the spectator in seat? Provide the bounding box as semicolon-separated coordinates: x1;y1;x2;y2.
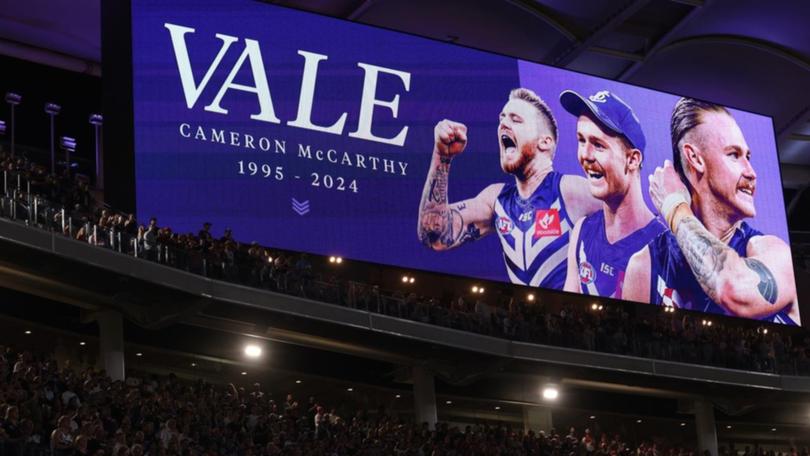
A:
51;415;74;456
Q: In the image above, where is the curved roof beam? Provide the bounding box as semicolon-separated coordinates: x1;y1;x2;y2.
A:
645;34;810;141
502;0;578;43
551;0;651;67
654;34;810;73
617;0;711;82
346;0;375;21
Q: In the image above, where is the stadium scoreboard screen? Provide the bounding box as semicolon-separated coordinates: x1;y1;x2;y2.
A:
130;0;800;325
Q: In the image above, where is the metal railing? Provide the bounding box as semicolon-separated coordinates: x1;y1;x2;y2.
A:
0;163;805;377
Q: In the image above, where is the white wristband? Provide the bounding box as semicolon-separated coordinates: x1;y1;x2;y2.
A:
661;191;691;230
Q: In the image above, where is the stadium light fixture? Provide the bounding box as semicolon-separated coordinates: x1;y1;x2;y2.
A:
24;330;31;335
244;344;262;358
295;380;302;384
5;92;21;157
241;371;247;376
79;341;86;346
542;385;559;401
4;93;21;105
136;352;143;357
329;256;343;264
401;275;415;284
527;293;535;302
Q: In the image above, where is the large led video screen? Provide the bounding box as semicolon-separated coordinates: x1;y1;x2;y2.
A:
131;0;800;325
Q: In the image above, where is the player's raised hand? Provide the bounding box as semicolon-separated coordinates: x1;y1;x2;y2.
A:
649;160;690;215
434;119;468;158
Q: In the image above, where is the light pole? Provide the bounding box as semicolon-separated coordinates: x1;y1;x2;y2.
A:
89;114;103;189
44;102;61;175
5;92;21;158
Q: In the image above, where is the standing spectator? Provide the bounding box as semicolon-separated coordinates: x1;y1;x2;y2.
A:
142;221;159;261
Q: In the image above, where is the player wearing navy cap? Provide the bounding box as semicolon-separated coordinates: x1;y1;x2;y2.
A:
417;88;600;289
623;98;800;325
561;90;665;298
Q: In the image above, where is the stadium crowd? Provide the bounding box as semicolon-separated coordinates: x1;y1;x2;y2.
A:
2;342;794;456
1;151;809;377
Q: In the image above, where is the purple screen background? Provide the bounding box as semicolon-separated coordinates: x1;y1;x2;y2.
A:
132;0;793;312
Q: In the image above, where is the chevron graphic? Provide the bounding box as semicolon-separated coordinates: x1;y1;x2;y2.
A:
291;198;310;216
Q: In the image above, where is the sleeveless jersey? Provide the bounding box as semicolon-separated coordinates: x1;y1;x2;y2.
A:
647;222;797;325
575;210;665;298
492;171;571;290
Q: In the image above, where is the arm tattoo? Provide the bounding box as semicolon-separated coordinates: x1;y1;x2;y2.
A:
744;258;778;304
457;223;481;245
674;216;728;303
419;160;472;248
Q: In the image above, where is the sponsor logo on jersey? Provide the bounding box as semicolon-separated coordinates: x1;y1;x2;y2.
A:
579;260;595;284
518;211;534;223
496;216;513;234
533;209;562;239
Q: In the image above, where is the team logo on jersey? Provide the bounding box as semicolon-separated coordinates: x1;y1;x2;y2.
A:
518;211;534;223
496;216;514;234
589;91;611;103
579;260;595;285
657;276;682;308
533;209;562;239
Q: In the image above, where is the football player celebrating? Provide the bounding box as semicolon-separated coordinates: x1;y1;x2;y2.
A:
623;98;799;325
417;88;599;289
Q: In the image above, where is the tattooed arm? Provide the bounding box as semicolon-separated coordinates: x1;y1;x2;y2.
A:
417;119;501;251
671;206;797;320
650;161;797;321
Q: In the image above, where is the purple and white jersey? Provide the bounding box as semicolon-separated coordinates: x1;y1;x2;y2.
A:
647;222;797;325
492;171;572;290
575;210;665;298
